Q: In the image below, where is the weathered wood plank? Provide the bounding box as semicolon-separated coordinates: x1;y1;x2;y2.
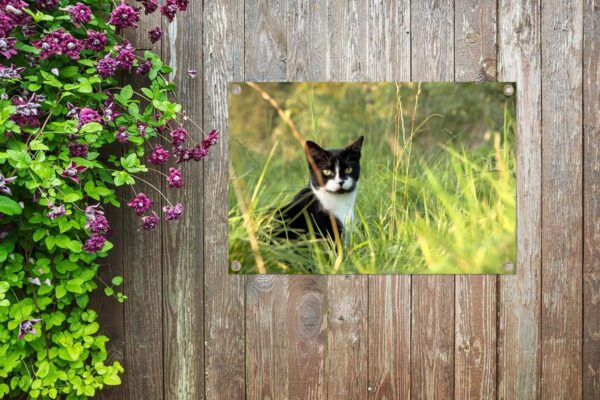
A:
454;2;497;399
325;2;369;398
121;8;164;397
363;1;411;399
326;276;369;399
245;0;287;81
286;277;327;399
286;4;329;399
203;0;246;398
410;1;455;399
246;276;289;399
497;1;542;399
162;2;205;398
540;0;584;398
583;0;600;398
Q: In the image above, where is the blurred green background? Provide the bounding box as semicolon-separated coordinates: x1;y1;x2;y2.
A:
228;82;516;274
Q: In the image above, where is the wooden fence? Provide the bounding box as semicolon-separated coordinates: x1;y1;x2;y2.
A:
94;0;599;398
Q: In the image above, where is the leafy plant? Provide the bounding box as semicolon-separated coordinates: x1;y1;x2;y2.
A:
0;0;216;398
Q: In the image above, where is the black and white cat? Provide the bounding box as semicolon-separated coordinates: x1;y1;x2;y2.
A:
273;136;364;241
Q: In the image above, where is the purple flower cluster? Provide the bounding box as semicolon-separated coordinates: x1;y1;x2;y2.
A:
167;167;183;188
18;318;41;340
0;0;31;44
141;211;159;230
163;203;183;221
11;91;45;128
83;204;111;253
47;203;66;219
0;173;16;195
141;0;158;15
32;28;84;60
115;127;129;143
96;55;117;78
109;1;140;31
68;142;88;158
60;161;87;184
148;144;170;165
67;2;92;25
95;40;136;77
148;26;162;44
84;30;107;51
136;60;152;75
160;0;187;22
0;64;23;79
78;108;101;127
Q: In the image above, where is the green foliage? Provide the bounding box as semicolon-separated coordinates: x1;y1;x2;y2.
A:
0;0;189;398
229;83;516;274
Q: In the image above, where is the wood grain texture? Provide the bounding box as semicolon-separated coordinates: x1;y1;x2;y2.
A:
285;5;329;399
326;276;369;399
541;0;584;398
203;0;246;398
454;2;497;399
410;1;455;399
583;0;600;398
245;0;287;81
497;1;543;399
325;2;369;398
246;276;289;399
364;1;411;399
162;1;205;397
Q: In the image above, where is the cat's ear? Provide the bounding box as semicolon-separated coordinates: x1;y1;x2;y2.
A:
304;140;328;163
344;136;364;153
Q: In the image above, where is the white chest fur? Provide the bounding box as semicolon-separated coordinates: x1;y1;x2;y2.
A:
311;184;358;224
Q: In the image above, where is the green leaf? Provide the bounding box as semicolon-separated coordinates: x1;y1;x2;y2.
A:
29;140;49;151
62;192;82;202
79;121;103;133
33;229;46;242
66;278;85;294
0;196;22;216
36;362;49;378
120;85;133;100
103;374;121;386
111;276;123;286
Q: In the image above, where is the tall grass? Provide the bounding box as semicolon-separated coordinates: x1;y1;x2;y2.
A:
229;84;516;274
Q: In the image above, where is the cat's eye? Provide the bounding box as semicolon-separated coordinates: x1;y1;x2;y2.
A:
345;167;353;173
322;169;332;176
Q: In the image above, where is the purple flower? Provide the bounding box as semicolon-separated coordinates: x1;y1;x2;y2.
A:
18;319;41;340
148;144;170;165
102;92;120;121
115;127;129;143
48;203;66;219
0;173;17;195
115;39;136;71
60;161;87;184
169;127;188;146
11;92;45;128
108;1;140;31
3;0;30;26
28;277;41;286
191;144;208;161
136;60;152;75
96;55;118;78
0;14;13;37
148;26;162;44
160;0;178;22
59;33;82;60
84;30;107;51
85;212;110;234
167;167;183;188
176;0;188;11
175;148;192;164
141;0;158;14
68;143;88;158
187;69;197;78
163;203;183;221
67;2;92;25
32;29;65;60
0;64;24;79
83;234;106;253
140;211;159;230
78;108;101;126
137;122;147;137
0;37;17;59
202;129;219;148
127;193;153;215
21;24;37;37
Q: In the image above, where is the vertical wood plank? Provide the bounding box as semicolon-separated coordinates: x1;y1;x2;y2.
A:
410;1;455;399
245;0;287;81
286;4;329;399
497;1;542;399
120;10;164;398
326;2;369;398
246;276;289;399
162;1;205;397
541;0;584;398
243;1;289;399
203;0;246;398
454;2;497;399
364;1;411;399
583;0;600;397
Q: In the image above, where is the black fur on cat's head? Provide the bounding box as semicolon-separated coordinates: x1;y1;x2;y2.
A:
304;136;364;194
